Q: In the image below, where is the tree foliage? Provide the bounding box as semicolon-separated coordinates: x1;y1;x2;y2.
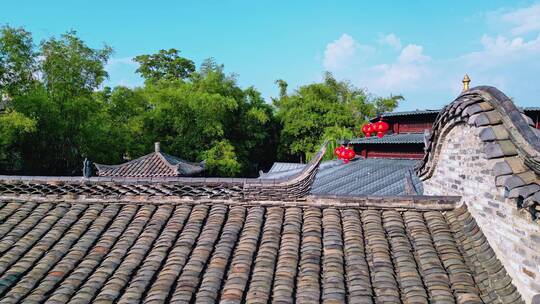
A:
134;48;195;82
274;72;401;162
0;26;402;177
133;58;277;176
0;25;37;98
1;29;114;174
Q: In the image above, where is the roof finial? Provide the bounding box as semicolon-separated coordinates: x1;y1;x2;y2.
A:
154;142;161;152
462;74;470;92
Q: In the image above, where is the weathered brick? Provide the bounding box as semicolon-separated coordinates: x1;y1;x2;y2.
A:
421;122;540;302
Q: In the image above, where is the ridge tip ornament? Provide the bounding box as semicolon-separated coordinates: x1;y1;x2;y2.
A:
462;74;470;92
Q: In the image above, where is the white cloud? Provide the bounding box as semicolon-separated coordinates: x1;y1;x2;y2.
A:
378;33;402;50
319;3;540;109
369;64;430;91
323;34;357;70
398;44;430;64
458;32;540;72
367;44;431;91
321;34;433;93
323;34;373;70
481;33;540;53
107;56;137;66
500;3;540;35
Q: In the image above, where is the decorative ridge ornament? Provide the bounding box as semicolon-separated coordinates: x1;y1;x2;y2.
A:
462;74;470;92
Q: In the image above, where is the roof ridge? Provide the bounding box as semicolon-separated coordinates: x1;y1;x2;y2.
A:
95;150;204;178
416;85;540;220
94;152;158;171
154;151;183;175
417;86;540;176
0;141;328;201
0;193;460;210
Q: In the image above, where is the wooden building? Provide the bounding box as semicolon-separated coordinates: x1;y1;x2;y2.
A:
350;107;539;160
348;110;438;159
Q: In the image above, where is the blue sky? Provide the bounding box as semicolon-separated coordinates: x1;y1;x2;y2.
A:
2;1;540;110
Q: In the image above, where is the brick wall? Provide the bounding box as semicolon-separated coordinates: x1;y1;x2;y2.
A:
423;123;540;303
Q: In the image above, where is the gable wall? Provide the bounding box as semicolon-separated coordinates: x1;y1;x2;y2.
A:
423;123;540;303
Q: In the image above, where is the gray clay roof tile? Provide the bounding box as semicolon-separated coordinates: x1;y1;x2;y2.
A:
0;199;519;303
95;152;205;177
348;133;425;144
262;158;424;196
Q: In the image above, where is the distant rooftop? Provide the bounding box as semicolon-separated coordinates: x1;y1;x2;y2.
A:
348;133;425;145
372;106;539;121
371;109;440;120
95;142;205;177
261;158;423;196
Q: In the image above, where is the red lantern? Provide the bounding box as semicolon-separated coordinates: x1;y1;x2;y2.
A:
361;123;370;136
341;147;355;163
365;123;374;137
373;118;389;138
338;147;346;159
334;145;345;159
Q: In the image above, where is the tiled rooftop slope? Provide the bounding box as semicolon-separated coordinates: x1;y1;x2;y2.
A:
261;159;423;196
416;86;540;302
0;142;327;203
348;133;424;145
0;199;523;304
95;151;205;177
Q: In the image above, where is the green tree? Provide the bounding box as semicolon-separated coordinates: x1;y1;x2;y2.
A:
275;79;288;99
373;95;404;115
92;85;150;164
140;76;238;173
40;31;112;100
274;72;401;162
0;109;36;171
0;25;39;171
202;140;241;177
0;25;37;98
128;56;277;176
1;30;114;175
134;48;195;82
227;86;278;175
0;27;401;177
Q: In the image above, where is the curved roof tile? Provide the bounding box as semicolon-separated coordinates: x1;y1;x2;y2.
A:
348;133;425;144
0;197;521;303
417;86;540;220
94;152;205;177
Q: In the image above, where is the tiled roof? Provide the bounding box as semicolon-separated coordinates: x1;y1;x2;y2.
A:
523;106;540;112
0;142;329;202
348;133;425;144
95;151;205;178
0;197;522;303
262;159;423;196
370;106;538;121
371;109;440;120
417;86;540;220
259;161;339;180
311;159;423;196
265;162;305;174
